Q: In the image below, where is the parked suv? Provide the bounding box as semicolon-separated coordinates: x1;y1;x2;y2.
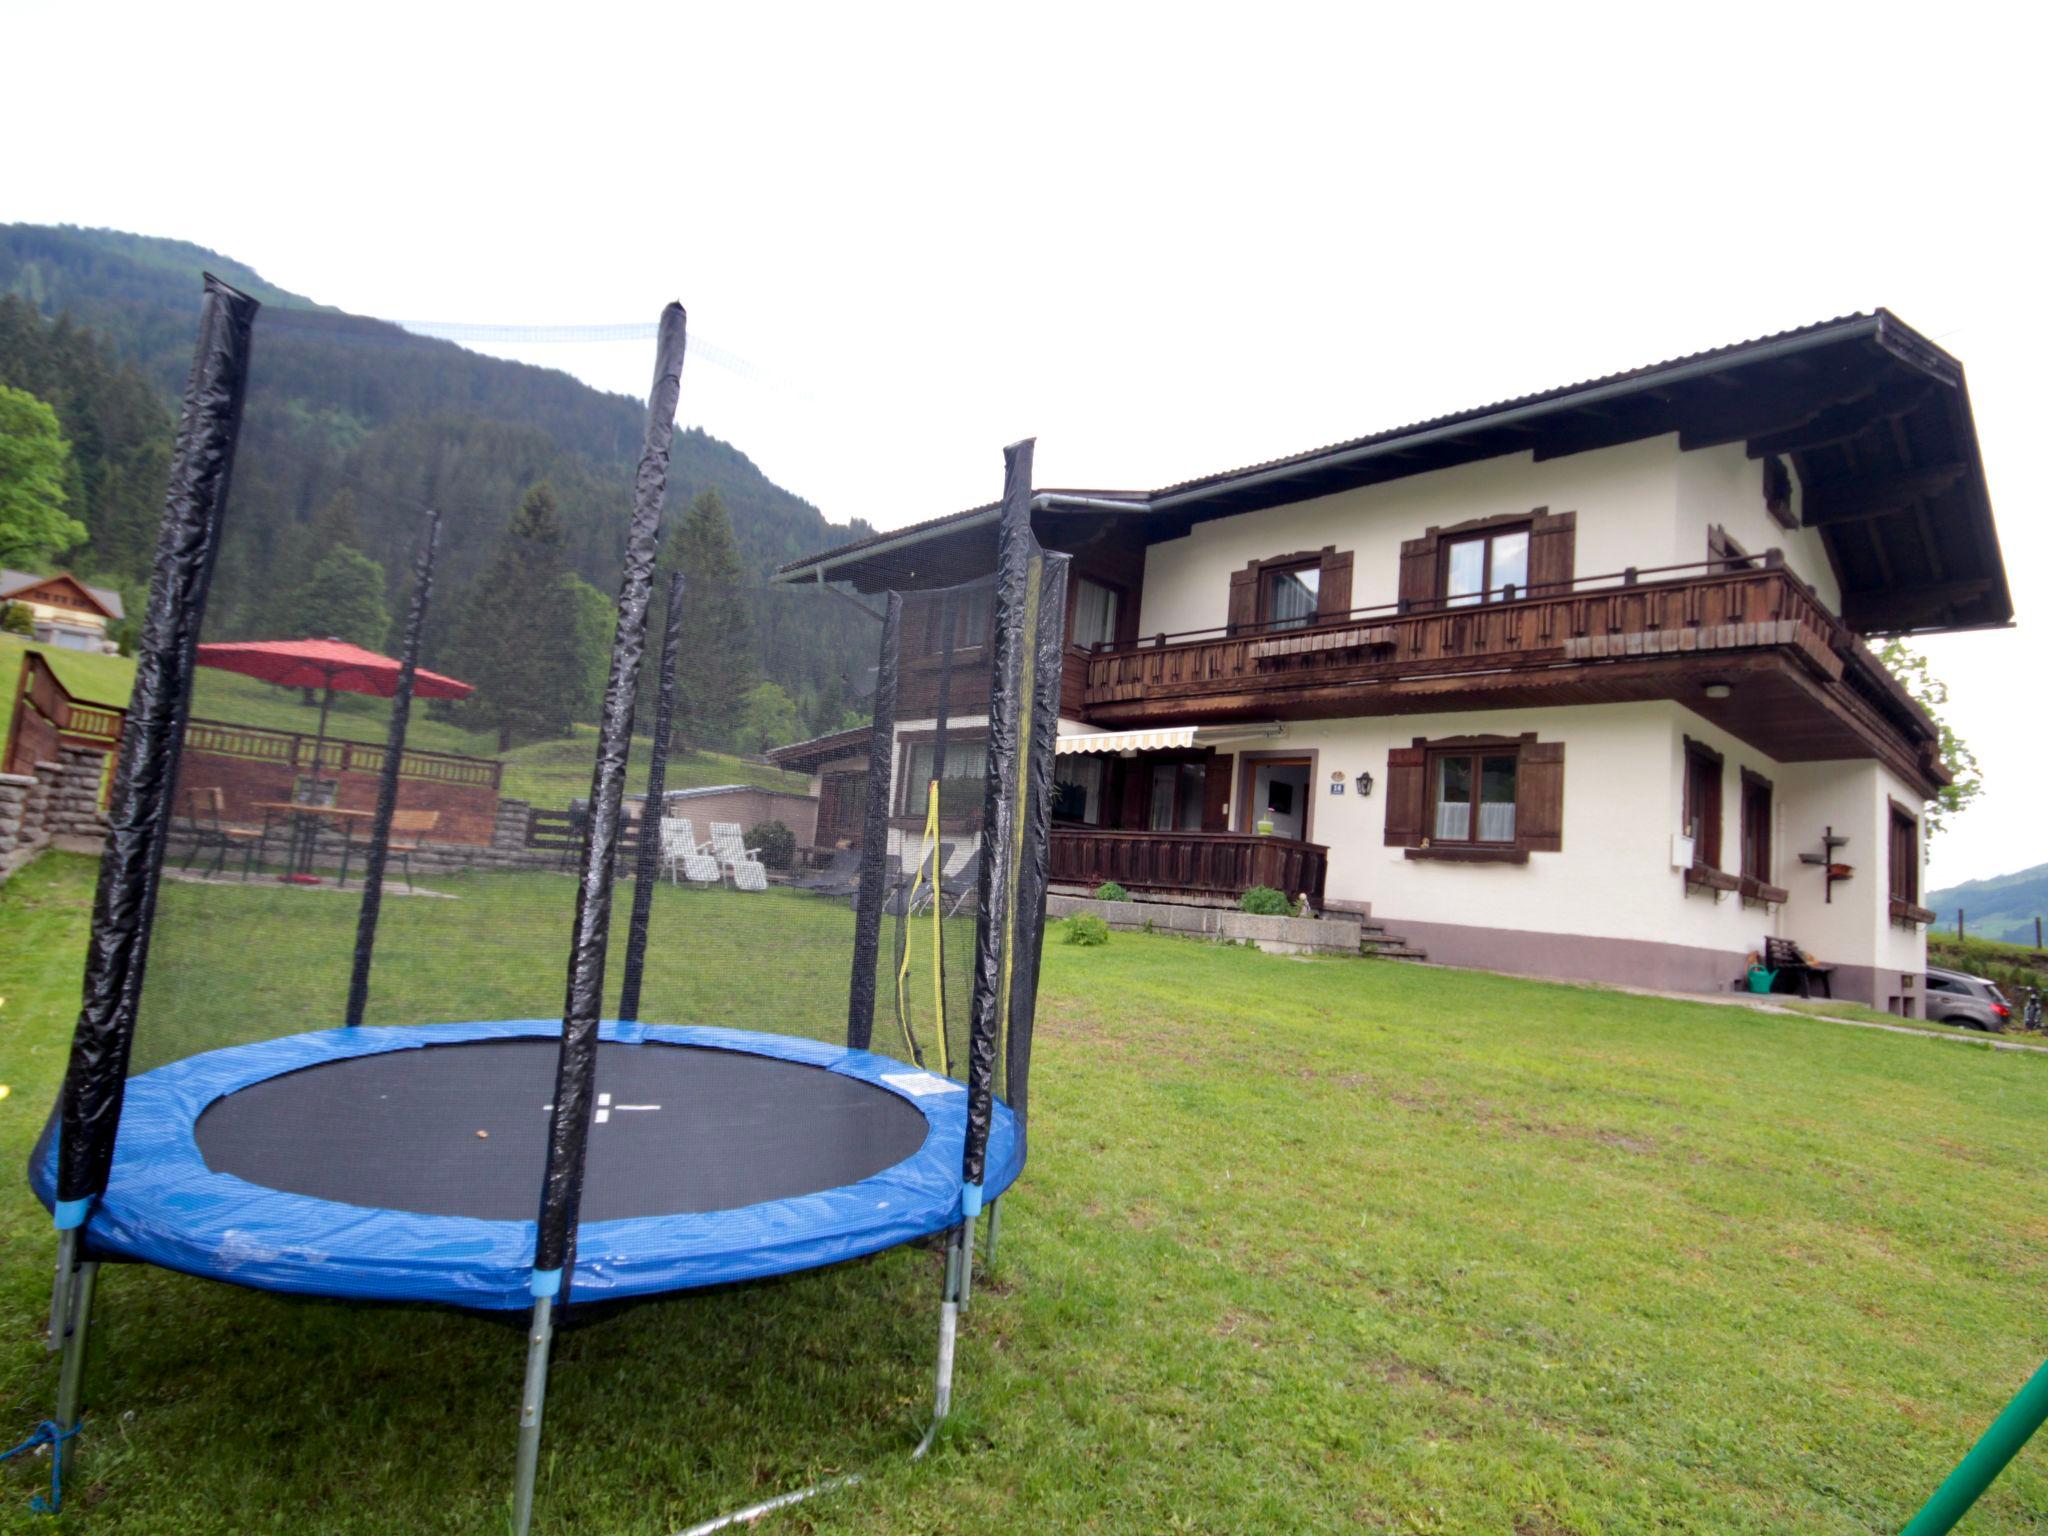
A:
1923;967;2014;1031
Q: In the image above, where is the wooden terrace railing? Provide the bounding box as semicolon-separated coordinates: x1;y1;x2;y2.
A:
1082;554;1860;713
183;717;504;790
1050;827;1328;906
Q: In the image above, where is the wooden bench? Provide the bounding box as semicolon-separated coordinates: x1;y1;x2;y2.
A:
1763;936;1835;1000
340;808;441;888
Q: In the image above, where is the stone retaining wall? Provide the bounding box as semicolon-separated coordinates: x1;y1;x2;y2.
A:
1046;893;1362;956
0;744;110;883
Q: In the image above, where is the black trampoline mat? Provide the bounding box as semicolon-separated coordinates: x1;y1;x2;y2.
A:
193;1039;930;1222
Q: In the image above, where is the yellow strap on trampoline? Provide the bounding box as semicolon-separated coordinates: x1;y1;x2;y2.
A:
894;776;949;1076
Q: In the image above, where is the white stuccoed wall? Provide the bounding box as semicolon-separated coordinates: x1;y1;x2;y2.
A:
1135;436;1841;638
1773;757;1928;1005
1200;699;1924;1004
1673;442;1841;612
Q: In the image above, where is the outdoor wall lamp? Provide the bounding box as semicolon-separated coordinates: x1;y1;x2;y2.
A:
1355;770;1374;797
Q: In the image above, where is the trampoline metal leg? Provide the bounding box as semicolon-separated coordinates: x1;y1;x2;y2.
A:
47;1230;77;1353
512;1296;555;1536
985;1200;1002;1270
52;1255;98;1506
913;1223;966;1459
958;1222;974;1314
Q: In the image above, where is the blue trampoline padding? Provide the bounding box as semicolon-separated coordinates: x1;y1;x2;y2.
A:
29;1020;1022;1310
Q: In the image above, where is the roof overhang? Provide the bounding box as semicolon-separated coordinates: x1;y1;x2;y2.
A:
774;311;2010;635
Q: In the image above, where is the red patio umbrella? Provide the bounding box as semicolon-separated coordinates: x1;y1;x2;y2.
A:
193;637;474;775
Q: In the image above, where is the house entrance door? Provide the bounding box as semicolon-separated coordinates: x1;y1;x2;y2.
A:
1245;758;1311;840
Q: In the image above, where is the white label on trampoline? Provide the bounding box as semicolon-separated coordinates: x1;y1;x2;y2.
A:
883;1072;963;1097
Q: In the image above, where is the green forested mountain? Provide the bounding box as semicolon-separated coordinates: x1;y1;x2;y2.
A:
0;223;876;740
1926;864;2048;944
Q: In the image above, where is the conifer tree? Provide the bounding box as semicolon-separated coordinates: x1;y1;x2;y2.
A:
447;483;585;751
644;487;752;748
284;544;390;650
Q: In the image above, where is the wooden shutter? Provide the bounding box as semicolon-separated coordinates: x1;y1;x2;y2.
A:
1383;746;1426;847
1202;754;1233;832
1317;549;1353;620
1398;534;1437;612
1526;509;1576;595
1227;564;1259;633
1516;741;1565;852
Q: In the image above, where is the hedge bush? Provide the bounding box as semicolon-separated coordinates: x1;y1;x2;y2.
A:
1063;914;1111;946
746;819;797;871
1239;885;1290;916
1092;881;1130;902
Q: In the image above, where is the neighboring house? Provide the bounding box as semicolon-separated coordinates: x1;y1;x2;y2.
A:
1;570;124;652
770;313;2009;1016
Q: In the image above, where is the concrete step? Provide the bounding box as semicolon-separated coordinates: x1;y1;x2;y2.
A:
1359;928;1428;962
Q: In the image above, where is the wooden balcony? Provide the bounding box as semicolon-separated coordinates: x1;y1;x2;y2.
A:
1077;555;1942;790
1050;827;1328;906
1085;556;1850;710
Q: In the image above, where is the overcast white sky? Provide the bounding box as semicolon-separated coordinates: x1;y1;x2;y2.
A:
11;3;2039;889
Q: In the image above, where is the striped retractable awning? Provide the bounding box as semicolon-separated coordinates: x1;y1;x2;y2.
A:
1054;726;1198;755
1054;723;1284;755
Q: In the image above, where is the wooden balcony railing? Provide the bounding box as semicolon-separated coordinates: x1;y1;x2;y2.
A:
1050;827;1328;906
1082;555;1854;715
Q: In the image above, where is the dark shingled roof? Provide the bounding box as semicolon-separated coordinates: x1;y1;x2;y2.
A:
777;311;2009;636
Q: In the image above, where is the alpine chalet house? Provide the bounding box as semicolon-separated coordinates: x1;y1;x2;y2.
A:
771;314;2009;1014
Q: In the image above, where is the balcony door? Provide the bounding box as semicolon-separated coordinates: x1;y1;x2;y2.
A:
1241;755;1312;841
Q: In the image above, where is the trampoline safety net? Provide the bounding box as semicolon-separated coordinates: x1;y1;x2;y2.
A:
34;286;1066;1320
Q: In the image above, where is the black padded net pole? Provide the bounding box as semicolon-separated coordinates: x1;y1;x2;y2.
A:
344;506;442;1027
845;592;901;1050
961;439;1066;1195
56;274;260;1215
617;569;685;1024
531;302;687;1295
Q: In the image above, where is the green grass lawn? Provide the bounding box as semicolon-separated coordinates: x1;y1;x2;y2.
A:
4;854;2048;1533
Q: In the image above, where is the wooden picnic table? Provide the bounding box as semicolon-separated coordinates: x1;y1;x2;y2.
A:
252;801;378;879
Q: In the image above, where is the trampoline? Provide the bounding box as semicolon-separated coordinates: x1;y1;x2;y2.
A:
31;1022;1023;1308
21;286;1067;1534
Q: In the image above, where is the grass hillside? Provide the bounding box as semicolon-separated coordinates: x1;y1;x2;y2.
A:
1928;862;2048;946
4;855;2047;1531
494;726;809;807
2;636;806;809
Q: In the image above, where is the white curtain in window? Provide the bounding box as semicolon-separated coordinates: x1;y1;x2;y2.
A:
1073;579;1119;647
1444;541;1485;607
1435;801;1471;840
1477;802;1517;841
